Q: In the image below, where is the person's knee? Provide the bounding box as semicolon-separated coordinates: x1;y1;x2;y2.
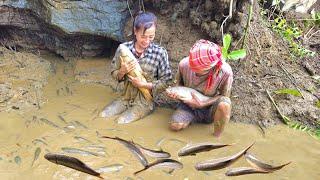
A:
217;97;231;117
169;122;188;131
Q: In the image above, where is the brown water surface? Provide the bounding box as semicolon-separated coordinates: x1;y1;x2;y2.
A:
0;55;319;180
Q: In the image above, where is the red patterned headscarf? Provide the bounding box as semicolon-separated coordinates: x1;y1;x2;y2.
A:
189;39;223;93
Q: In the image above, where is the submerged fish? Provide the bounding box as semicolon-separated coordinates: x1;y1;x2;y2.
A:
44;153;102;179
61;147;104;157
166;86;211;102
195;142;255;171
102;136;148;167
225;167;269;176
73;121;88;129
39;118;60;129
32;139;48;146
57;115;68;124
31;147;41;167
178;142;233;156
134;159;183;175
134;143;171;158
14;156;21;165
96;163;124;173
244;152;291;171
74;136;92;143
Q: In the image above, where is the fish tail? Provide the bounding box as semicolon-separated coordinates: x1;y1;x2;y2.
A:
134;167;148;175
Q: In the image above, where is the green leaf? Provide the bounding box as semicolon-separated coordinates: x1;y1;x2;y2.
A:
222;47;228;60
227;49;247;60
315;100;320;108
223;34;232;52
274;88;302;97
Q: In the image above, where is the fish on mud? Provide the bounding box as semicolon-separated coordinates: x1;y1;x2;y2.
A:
178;142;234;156
44;153;103;179
195;142;255;171
39;118;61;129
244;152;291;172
225;167;269;176
134;159;183;175
166;86;211;102
61;147;105;157
96;163;124;173
31;147;41;167
101;136;148;167
134;143;171;158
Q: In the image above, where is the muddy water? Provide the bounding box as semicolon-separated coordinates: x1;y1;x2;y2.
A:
0;55;319;180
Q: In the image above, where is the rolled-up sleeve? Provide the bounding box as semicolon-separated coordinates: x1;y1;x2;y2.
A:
152;48;172;95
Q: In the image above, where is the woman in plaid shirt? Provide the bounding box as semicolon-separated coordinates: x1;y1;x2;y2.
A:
101;12;172;124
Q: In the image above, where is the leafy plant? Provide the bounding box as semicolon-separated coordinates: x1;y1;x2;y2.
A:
274;88;302;97
221;34;247;61
283;115;320;140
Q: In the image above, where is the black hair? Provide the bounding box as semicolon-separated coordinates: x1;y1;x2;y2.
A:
132;11;157;41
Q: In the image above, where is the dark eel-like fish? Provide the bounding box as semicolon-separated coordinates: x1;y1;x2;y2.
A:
178;142;234;156
244;152;291;171
101;136;148;167
195;142;255;171
44;153;102;179
134;159;183;175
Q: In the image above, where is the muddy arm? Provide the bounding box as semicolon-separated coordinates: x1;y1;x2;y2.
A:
110;46;125;82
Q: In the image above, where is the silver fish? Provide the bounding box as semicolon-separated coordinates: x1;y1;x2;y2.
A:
44;153;103;179
96;164;124;173
57;115;68;124
178;142;233;156
166;86;211;102
102;136;148;167
134;143;171;158
244;152;291;171
134;159;183;175
195;142;255;171
61;147;104;157
225;167;269;176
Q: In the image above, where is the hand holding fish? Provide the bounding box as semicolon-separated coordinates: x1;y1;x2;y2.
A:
128;75;149;89
181;92;204;109
165;88;179;100
119;56;138;75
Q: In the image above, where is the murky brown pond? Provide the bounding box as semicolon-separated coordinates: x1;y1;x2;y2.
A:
1;54;319;180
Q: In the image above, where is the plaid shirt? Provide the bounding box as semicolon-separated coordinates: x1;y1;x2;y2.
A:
111;41;172;97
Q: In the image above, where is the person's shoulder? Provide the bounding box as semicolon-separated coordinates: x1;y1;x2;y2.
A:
179;57;189;68
121;41;133;47
151;42;167;53
221;62;233;76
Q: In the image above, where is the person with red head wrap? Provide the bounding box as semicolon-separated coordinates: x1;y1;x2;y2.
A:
167;39;233;137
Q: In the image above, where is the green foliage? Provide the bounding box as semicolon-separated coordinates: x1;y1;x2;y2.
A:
283;115;320;140
315;100;320;109
274;88;302;97
272;17;315;57
222;34;247;61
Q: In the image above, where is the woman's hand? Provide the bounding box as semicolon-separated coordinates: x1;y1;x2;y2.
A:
128;75;146;88
119;58;137;75
181;92;203;109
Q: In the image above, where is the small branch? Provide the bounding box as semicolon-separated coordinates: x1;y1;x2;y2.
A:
275;60;305;99
127;0;134;21
241;0;253;49
266;90;287;124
